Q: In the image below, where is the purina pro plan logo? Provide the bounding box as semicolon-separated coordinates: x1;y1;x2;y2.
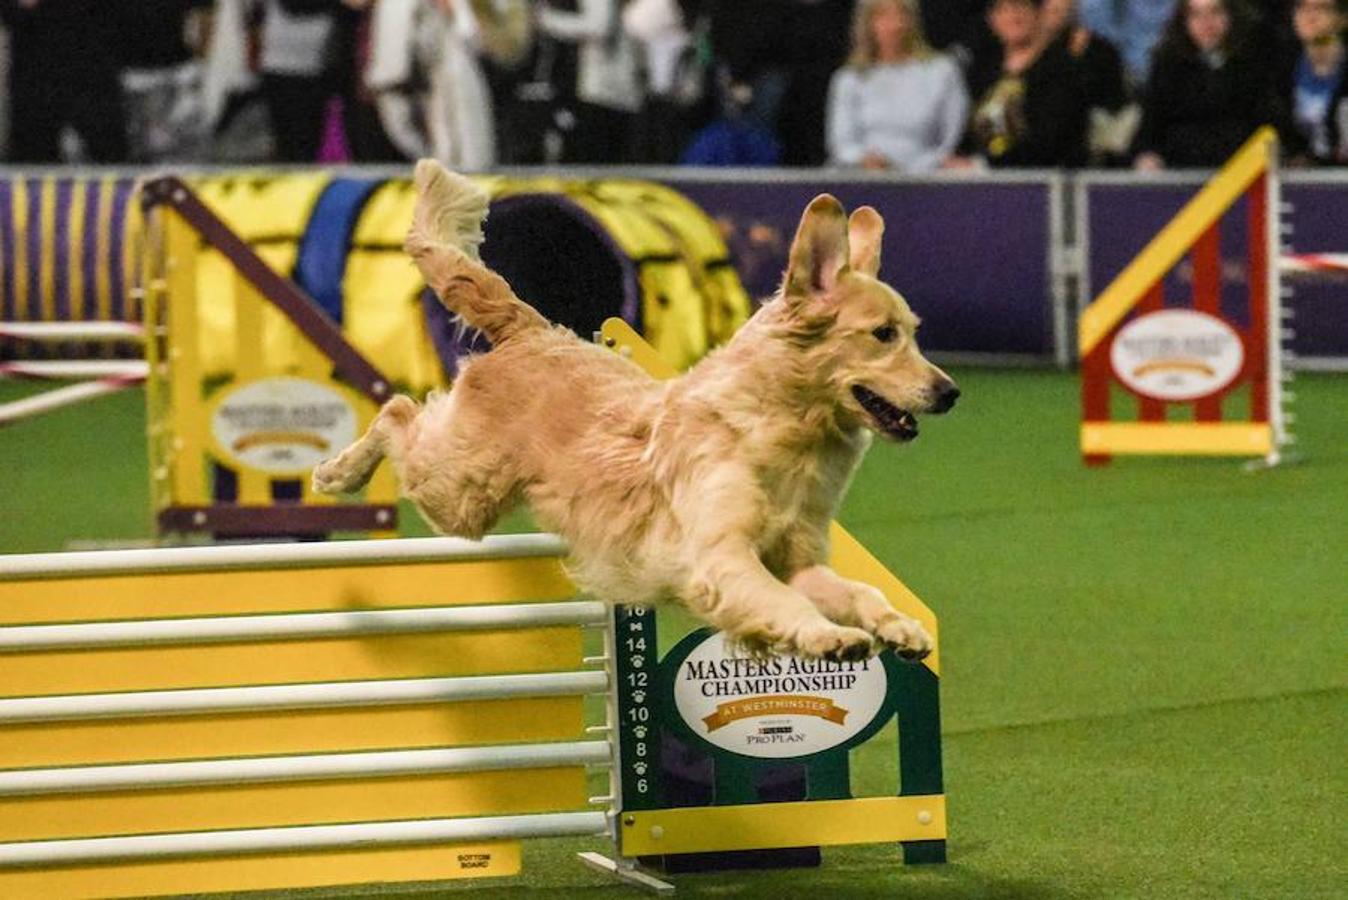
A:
1110;309;1244;402
208;377;359;476
672;632;891;760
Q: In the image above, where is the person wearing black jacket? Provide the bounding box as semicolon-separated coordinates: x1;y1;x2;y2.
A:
1041;0;1132;164
1043;0;1129;113
1133;0;1287;168
257;0;365;162
962;0;1090;167
920;0;991;60
1;0;128;162
700;0;855;166
1281;0;1348;164
114;0;213;162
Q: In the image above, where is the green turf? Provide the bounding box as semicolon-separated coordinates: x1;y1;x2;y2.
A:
1;370;1345;898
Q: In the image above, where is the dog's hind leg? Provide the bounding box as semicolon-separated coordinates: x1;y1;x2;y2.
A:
391;394;521;541
398;452;518;541
312;395;419;495
788;566;932;661
315;388;519;539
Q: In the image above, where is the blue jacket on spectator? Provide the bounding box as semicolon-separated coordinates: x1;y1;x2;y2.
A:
1079;0;1177;84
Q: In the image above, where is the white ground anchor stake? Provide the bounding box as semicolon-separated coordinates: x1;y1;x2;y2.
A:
0;321;148;427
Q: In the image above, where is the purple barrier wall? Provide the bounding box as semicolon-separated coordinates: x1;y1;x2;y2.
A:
662;178;1058;359
1081;176;1348;363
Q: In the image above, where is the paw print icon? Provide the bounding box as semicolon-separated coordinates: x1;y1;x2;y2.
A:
632;725;648;739
631;690;646;703
633;762;648;775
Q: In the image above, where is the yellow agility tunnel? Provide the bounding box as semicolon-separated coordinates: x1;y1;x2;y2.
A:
0;173;753;538
0;172;752;390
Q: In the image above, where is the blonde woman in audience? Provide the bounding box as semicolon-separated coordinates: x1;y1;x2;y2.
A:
826;0;969;171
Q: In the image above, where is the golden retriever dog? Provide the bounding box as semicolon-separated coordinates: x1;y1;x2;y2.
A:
314;161;959;662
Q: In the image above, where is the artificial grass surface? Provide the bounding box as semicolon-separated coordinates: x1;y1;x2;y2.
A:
1;370;1344;898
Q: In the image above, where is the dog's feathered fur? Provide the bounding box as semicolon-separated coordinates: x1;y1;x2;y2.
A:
314;161;958;661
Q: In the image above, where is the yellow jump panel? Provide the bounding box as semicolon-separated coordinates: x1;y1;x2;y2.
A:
0;627;582;697
0;540;596;896
0;556;574;624
2;767;588;842
1080;422;1274;456
620;795;947;856
0;697;584;769
0;840;521;899
829;522;940;675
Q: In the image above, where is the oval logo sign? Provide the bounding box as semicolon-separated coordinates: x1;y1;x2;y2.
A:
672;632;890;760
1111;309;1244;402
209;377;358;475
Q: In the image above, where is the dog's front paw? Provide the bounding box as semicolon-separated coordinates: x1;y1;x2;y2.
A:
311;457;366;495
794;623;875;663
875;615;933;662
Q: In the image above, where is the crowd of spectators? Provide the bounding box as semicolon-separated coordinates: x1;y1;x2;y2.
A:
0;0;1344;169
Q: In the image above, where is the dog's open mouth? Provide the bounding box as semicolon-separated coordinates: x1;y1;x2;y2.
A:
852;385;918;441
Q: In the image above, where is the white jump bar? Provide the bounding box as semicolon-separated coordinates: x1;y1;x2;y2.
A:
0;670;609;723
0;379;140;427
0;360;149;380
0;740;611;797
0;601;608;652
0;533;570;581
0;321;145;343
0;811;610;868
1280;252;1348;275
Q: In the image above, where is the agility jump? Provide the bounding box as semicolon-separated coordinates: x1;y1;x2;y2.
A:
1079;127;1292;466
0;528;946;896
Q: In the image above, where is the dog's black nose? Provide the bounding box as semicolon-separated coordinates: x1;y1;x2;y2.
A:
931;381;960;414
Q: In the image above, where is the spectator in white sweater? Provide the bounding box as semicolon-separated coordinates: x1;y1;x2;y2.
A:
826;0;970;171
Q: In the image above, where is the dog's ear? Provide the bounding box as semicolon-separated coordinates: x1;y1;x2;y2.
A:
785;194;849;298
848;206;883;277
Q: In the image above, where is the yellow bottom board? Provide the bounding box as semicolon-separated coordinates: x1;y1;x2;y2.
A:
0;840;520;898
620;794;946;856
2;766;587;842
0;697;583;769
1081;422;1273;456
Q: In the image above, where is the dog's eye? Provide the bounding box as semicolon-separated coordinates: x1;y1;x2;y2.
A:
872;324;898;343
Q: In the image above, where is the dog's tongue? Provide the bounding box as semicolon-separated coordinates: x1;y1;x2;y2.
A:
891;412;918;440
852;385;919;441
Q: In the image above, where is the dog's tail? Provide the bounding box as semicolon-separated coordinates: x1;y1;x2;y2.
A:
405;159;547;344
